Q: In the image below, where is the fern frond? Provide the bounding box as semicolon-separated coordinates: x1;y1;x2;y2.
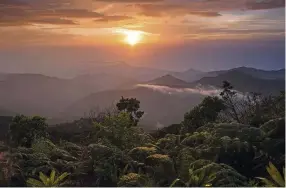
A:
39;172;48;184
54;172;69;185
50;170;56;183
26;178;44;187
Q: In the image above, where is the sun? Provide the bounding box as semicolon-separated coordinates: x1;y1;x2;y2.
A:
124;31;142;46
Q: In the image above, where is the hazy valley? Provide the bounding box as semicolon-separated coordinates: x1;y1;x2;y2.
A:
0;63;284;128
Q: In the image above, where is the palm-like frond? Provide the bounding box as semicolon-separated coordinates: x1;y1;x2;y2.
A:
39;172;48;185
50;170;56;183
256;177;276;187
26;178;45;187
26;170;69;187
257;162;285;187
266;162;285;187
53;172;69;186
170;178;180;187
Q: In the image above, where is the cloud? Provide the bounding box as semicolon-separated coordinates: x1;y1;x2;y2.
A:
0;4;103;26
95;0;163;2
0;0;31;8
188;11;221;17
29;18;77;25
51;9;103;18
186;27;285;36
246;0;285;10
136;84;222;96
136;84;247;100
203;0;285;10
133;4;222;17
0;27;76;46
0;18;77;26
0;9;82;25
94;15;133;22
131;0;285;18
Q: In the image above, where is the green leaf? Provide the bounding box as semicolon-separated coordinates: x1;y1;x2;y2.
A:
204;183;212;187
50;170;56;183
54;172;69;186
267;162;285;186
39;172;48;184
256;177;276;187
170;178;181;187
206;174;216;184
45;178;51;186
26;178;44;187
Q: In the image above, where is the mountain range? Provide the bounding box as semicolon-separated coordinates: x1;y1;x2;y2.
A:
193;70;284;95
0;63;284;127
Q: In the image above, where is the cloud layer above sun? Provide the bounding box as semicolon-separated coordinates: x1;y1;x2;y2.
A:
0;0;284;46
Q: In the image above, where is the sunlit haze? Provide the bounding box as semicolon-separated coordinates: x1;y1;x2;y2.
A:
124;31;142;46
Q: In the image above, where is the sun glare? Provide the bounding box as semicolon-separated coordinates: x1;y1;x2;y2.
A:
124;31;142;46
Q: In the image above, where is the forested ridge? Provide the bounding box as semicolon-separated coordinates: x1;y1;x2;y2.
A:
0;81;284;187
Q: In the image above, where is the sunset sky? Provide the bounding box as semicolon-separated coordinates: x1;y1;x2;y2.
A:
0;0;285;76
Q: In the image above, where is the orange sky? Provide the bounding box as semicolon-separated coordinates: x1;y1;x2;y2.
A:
0;0;284;47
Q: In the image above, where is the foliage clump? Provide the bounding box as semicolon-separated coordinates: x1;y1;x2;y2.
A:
118;173;151;187
9;115;48;147
146;154;176;186
129;147;157;163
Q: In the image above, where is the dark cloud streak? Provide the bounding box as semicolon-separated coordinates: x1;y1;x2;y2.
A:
95;0;163;2
132;4;222;17
94;15;133;22
246;0;285;10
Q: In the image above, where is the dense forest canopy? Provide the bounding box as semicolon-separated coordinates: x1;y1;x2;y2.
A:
0;82;284;187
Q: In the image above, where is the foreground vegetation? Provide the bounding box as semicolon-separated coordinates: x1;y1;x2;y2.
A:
0;82;284;187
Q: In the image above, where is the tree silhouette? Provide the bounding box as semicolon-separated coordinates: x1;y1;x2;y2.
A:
220;81;241;123
116;97;144;126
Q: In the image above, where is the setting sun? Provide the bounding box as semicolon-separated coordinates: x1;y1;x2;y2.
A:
124;31;142;46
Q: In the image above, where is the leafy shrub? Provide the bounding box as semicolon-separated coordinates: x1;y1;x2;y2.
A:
9;115;48;147
260;118;285;139
189;160;248;187
32;138;56;156
129;147;157;163
118;173;152;187
181;132;213;147
146;154;176;186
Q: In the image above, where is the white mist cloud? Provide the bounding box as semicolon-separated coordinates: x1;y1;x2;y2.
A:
136;84;222;96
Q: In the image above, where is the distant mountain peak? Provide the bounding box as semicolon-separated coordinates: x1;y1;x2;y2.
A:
147;74;190;88
160;74;178;79
183;68;203;73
